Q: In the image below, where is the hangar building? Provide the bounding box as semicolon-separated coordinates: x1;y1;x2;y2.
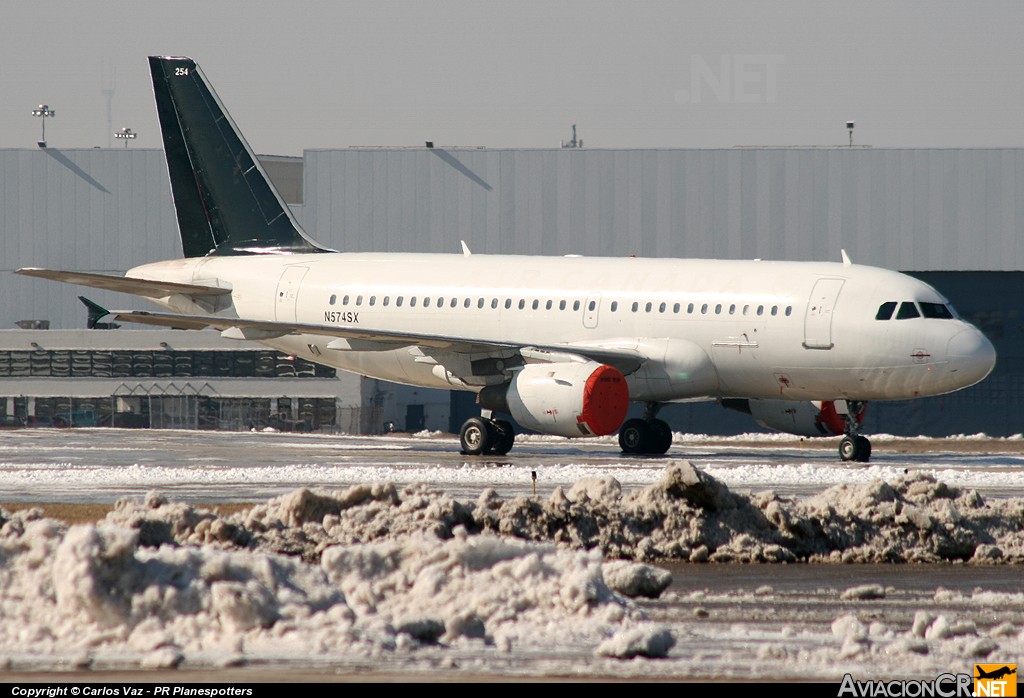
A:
0;146;1019;436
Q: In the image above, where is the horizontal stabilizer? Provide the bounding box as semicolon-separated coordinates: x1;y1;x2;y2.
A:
16;268;232;299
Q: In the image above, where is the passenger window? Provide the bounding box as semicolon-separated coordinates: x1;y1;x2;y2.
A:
771;306;778;316
450;298;458;308
785;306;792;316
573;301;581;311
757;305;764;316
518;299;525;310
423;297;430;307
559;300;567;311
645;302;653;312
920;302;954;319
396;297;404;307
410;297;417;307
532;300;539;310
477;298;484;308
505;299;512;309
876;302;897;320
701;304;708;314
728;304;735;315
383;297;390;307
632;302;639;312
743;305;749;315
715;304;722;314
896;302;920;320
342;295;350;305
329;295;336;305
610;301;618;312
659;302;666;313
687;303;694;314
546;300;553;310
369;296;376;306
356;295;363;306
491;299;498;309
673;303;680;313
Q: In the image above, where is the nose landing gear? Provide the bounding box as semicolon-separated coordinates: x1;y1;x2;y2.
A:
837;401;871;462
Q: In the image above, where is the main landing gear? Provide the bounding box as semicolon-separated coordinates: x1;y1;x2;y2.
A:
618;403;673;455
837;400;871;463
459;415;515;456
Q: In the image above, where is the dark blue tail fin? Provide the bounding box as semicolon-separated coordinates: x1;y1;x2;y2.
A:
149;56;327;258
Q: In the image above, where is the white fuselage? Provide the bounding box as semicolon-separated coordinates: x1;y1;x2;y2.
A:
129;252;996;404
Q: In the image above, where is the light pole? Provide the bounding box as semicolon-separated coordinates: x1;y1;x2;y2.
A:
32;104;55;148
114;127;137;148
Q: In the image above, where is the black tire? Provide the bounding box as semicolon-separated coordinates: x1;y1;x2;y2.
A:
460;417;491;456
647;419;673;455
491;419;515;456
854;435;872;463
619;418;650;454
839;435;858;462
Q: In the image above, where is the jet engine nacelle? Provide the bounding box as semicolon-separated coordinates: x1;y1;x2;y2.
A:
722;398;864;437
479;361;629;438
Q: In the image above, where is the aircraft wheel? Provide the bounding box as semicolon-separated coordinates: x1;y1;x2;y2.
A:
854;435;872;463
490;419;515;456
647;419;673;455
619;418;650;454
460;417;491;456
839;435;864;462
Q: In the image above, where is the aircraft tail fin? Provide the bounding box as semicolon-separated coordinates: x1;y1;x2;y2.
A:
148;56;327;258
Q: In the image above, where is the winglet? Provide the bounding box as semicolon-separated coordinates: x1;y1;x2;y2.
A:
841;249;852;266
460;240;472;256
78;296;111;329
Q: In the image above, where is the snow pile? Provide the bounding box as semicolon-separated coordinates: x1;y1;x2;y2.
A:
101;461;1024;564
786;475;1024;562
0;507;662;669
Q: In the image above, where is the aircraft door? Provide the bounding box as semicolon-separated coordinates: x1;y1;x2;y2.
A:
275;266;308;322
583;295;601;329
803;278;845;349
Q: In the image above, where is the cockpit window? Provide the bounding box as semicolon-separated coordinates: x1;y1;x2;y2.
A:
896;302;921;320
875;302;897;320
919;302;954;319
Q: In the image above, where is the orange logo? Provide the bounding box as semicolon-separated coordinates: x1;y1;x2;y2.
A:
975;664;1017;697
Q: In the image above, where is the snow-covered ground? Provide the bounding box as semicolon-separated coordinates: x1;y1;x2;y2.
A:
2;428;1024;502
0;428;1022;680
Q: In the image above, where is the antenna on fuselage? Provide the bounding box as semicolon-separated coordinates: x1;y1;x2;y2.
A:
841;249;852;267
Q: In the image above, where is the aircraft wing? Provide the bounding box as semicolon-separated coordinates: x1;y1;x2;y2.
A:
15;268;231;299
101;308;648;374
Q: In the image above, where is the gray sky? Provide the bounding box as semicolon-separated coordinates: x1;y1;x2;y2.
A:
3;0;1023;155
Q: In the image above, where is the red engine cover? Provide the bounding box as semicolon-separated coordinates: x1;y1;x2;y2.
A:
577;364;630;436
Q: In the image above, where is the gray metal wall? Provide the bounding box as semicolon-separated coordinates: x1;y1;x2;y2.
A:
303;147;1024;271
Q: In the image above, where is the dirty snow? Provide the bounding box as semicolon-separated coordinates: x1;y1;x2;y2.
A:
99;462;1024;564
2;461;1024;678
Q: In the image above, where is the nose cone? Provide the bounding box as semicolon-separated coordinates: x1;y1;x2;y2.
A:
946;328;996;389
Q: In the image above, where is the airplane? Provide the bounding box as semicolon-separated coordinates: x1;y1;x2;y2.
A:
16;56;997;462
975;666;1016;681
